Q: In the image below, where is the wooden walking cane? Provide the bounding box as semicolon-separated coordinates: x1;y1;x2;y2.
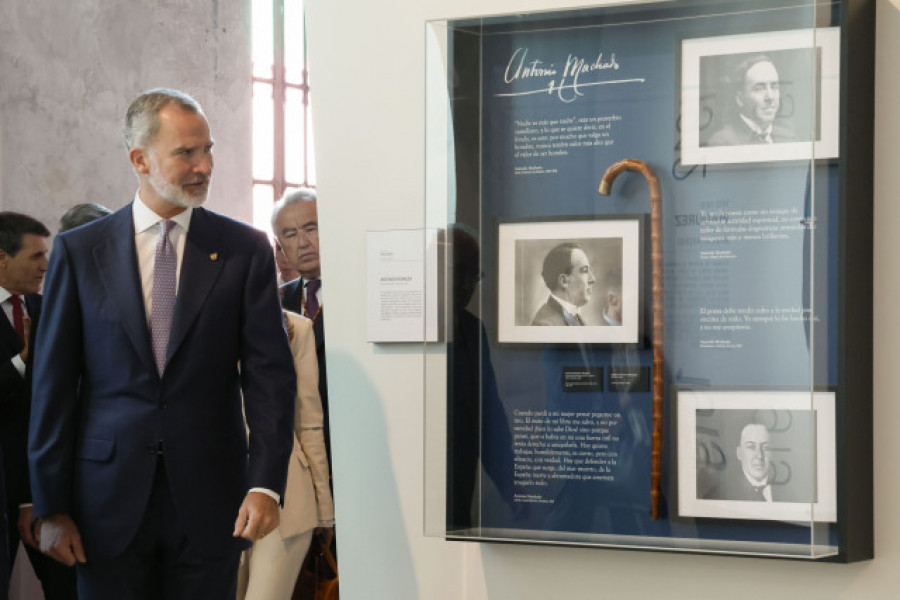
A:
598;159;664;520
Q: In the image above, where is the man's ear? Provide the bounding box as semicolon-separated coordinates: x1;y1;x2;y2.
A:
129;147;150;174
734;91;744;110
0;249;8;269
557;273;569;290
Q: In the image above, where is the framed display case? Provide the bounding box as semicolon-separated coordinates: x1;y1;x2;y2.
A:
423;0;873;561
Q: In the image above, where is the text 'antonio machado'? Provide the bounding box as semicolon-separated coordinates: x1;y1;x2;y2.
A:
498;47;643;103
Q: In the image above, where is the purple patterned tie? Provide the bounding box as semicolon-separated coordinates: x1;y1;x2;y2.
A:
151;220;176;375
305;279;321;320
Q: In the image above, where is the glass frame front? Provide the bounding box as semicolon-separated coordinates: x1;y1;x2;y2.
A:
424;0;873;562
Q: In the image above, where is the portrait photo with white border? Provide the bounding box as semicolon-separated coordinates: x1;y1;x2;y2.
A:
497;218;641;345
677;389;836;522
681;27;839;166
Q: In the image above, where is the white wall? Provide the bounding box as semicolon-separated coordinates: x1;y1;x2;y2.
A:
307;0;900;598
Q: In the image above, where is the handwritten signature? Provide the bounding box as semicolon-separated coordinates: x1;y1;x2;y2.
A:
500;47;642;103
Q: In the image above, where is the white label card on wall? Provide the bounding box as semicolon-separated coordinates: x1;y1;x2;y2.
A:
366;229;439;343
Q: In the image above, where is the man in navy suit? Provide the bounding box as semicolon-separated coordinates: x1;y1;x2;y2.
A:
0;212;51;597
1;212;80;599
28;89;296;599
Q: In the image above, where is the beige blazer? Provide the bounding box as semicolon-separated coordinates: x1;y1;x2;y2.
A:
279;311;334;538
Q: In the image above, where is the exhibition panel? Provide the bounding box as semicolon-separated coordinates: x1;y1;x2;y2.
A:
423;0;873;561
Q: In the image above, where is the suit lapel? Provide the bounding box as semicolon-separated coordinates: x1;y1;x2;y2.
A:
167;208;224;366
549;296;579;327
283;279;304;313
94;205;156;373
24;293;41;348
0;309;19;356
283;277;323;348
313;307;325;351
24;294;41;321
296;277;326;350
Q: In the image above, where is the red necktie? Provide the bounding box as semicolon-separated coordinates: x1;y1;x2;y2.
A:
305;279;321;321
9;295;25;345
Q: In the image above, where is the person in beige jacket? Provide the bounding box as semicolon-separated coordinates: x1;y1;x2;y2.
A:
237;310;334;600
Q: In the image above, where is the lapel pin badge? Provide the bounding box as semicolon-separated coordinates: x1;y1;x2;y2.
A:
210;252;219;261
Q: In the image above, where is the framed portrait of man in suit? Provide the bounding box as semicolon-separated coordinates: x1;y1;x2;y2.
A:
497;217;642;345
680;27;840;166
677;389;837;522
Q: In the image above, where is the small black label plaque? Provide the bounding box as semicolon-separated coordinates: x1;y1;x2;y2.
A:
562;367;605;392
607;366;650;392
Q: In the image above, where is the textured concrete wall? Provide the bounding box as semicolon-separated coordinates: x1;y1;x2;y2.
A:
0;0;253;231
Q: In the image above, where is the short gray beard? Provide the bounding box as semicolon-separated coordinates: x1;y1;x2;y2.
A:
148;157;208;209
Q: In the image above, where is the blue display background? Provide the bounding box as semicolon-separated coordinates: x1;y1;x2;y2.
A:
458;1;840;547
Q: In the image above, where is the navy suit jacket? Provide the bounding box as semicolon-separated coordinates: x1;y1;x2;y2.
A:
1;293;38;591
281;278;330;474
29;204;296;560
0;293;40;512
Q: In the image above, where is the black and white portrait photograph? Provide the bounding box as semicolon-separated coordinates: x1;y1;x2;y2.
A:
519;238;622;327
680;27;839;165
677;390;836;522
497;218;641;344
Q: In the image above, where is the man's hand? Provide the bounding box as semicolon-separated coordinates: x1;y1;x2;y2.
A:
19;316;31;361
233;491;280;542
17;506;38;549
37;514;86;566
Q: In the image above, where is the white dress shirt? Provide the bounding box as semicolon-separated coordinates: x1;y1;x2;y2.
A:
550;292;582;320
132;192;193;323
746;475;774;502
739;113;774;143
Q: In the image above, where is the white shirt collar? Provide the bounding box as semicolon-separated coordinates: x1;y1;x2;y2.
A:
0;285;12;304
739;114;773;139
550;293;580;317
132;191;193;234
745;473;769;488
747;478;773;502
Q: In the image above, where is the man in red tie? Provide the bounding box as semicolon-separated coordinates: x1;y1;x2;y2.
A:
0;212;78;598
